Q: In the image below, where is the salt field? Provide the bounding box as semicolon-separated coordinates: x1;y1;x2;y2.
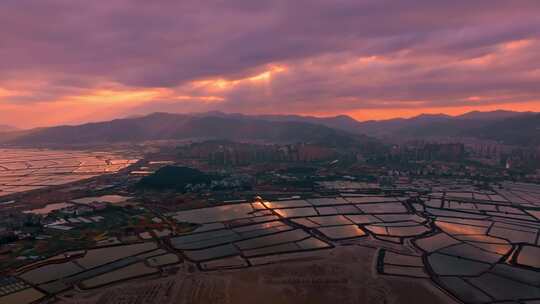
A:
2;181;540;304
164;183;540;303
0;149;138;197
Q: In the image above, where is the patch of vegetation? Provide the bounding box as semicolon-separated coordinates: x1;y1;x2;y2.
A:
137;166;216;191
280;166;318;175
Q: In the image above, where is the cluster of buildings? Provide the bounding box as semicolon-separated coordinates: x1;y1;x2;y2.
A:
389;141;465;161
179;141;339;166
503;147;540;170
185;174;255;192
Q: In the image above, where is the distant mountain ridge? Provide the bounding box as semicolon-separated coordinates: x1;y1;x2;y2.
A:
456;110;536;120
1;112;381;151
352;110;536;138
233;110;536;140
1;110;538;147
0;125;18;133
195;111;362;133
244;110;540;146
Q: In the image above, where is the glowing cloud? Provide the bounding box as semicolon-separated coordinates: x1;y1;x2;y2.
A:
193;65;287;92
0;1;539;128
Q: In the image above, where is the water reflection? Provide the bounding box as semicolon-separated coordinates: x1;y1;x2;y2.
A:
23;202;73;215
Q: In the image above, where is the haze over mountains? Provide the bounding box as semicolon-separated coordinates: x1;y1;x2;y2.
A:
0;110;538;147
0;113;378;149
0;125;18;133
203;110;540;146
355;110;540;146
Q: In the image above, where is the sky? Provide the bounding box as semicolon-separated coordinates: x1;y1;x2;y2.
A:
1;0;540;129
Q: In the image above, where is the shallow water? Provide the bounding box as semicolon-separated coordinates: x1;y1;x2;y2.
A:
316;225;366;240
183;244;239;262
72;195;131;205
172;203;255;224
0;149;136;197
23;202;73;215
81;262;157;289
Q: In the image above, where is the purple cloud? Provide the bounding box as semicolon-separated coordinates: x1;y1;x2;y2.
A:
0;0;539;127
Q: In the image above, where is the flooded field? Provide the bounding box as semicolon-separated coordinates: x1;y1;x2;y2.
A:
0;287;45;304
80;262;158;289
0;149;138;197
9;241;174;298
165;183;540;303
72;195;132;205
23;202;73;215
4;182;540;304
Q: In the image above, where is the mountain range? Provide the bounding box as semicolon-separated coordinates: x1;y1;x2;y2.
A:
0;110;538;148
201;110;537;141
354;111;540;146
198;110;540;146
349;110;537;138
0;113;380;151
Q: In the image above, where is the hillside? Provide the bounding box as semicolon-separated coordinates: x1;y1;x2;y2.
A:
184;111;363;133
467;114;540;146
353;111;538;144
355;114;453;137
137;166;215;191
253;114;362;132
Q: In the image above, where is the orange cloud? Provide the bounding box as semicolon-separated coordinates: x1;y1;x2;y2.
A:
503;39;534;51
192;65;286;91
345;100;540;121
68;88;167;104
0;87;25;99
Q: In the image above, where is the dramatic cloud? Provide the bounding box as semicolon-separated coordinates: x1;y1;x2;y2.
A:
1;0;539;127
